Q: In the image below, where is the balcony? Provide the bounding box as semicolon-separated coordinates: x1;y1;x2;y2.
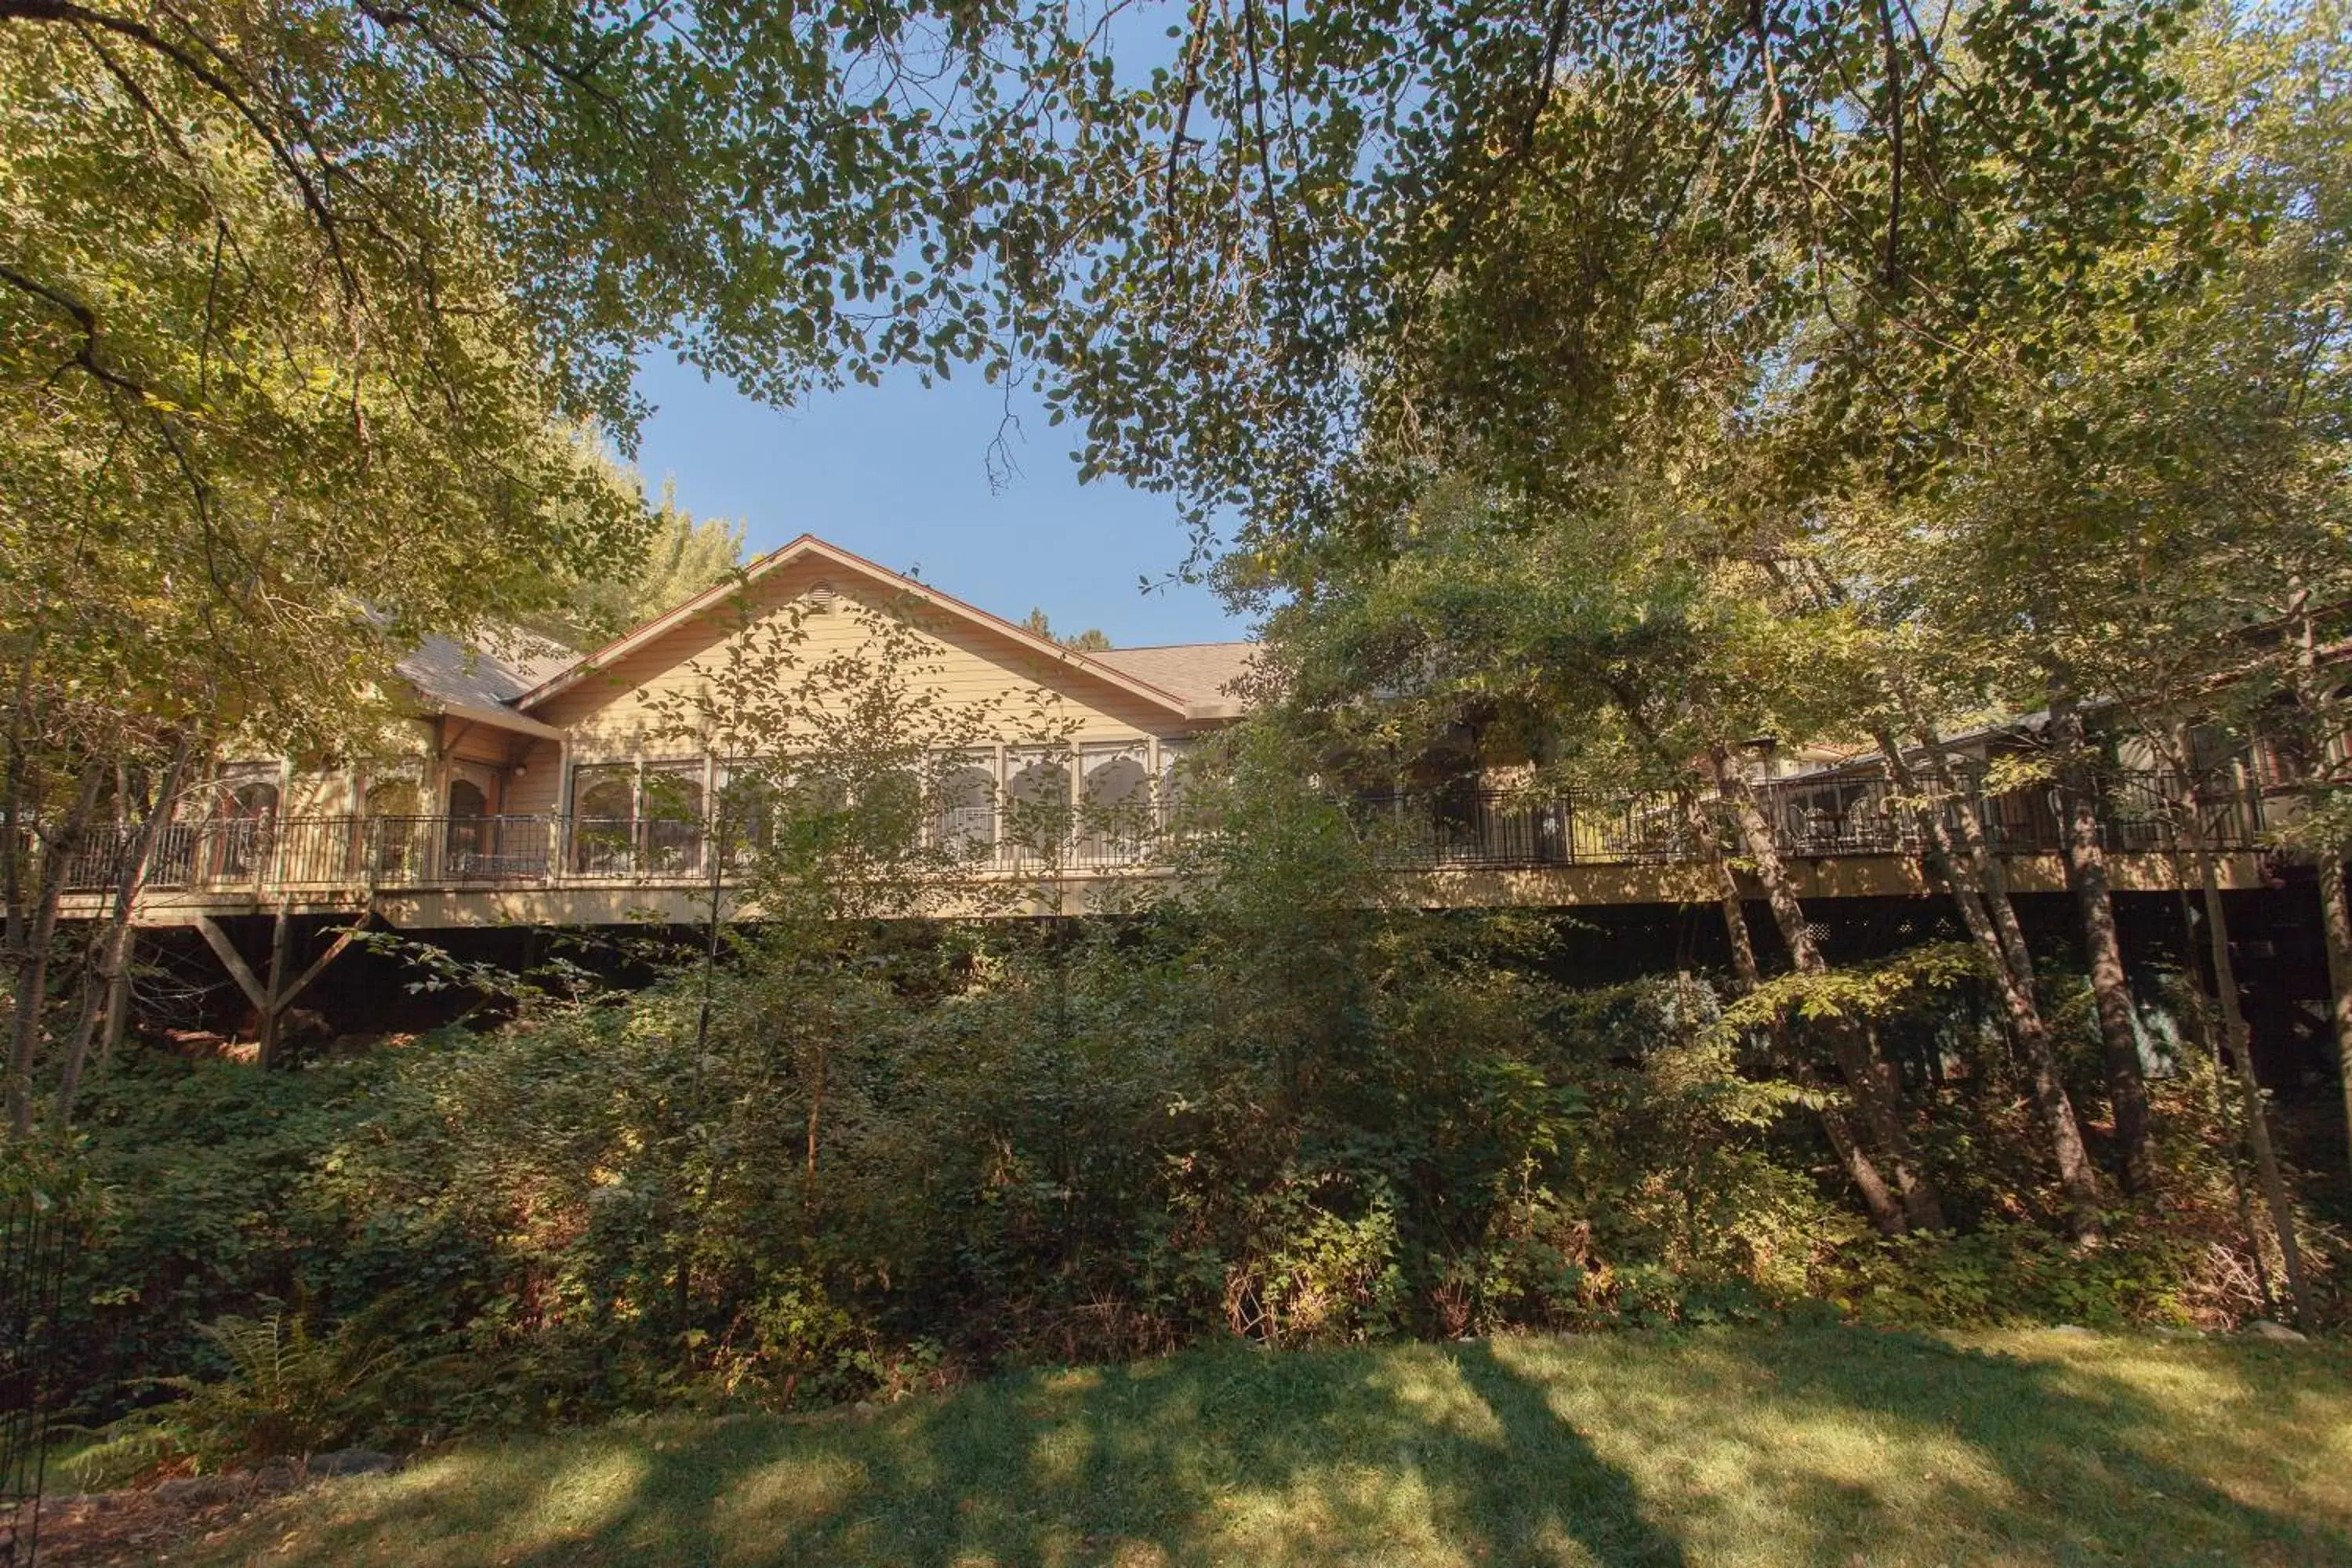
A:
50;768;2269;902
1356;771;2266;869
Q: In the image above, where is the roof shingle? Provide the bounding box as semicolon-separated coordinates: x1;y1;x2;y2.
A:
1089;642;1260;713
397;629;576;713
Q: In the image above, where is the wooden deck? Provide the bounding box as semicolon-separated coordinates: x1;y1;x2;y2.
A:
53;767;2278;928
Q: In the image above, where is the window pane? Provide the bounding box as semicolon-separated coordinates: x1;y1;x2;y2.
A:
931;752;997;858
216;778;278;877
1004;748;1072;855
572;765;636;874
714;764;774;869
1080;744;1150;862
644;767;704;874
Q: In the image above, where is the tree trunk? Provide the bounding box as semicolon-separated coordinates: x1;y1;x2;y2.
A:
1687;789;1909;1235
56;741;189;1125
1711;750;1945;1231
2285;586;2352;1182
2170;851;2274;1311
2180;781;2314;1330
2318;856;2352;1186
1875;724;2011;971
7;760;100;1135
805;1043;825;1185
2045;682;2154;1192
1899;720;2105;1240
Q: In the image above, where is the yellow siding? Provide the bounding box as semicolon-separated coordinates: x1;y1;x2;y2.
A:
536;557;1190;762
282;768;352;818
505;739;564;815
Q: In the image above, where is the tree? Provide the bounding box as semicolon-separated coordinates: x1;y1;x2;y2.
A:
1021;608;1113;652
637;584;1074;1203
1251;484;1956;1235
1809;2;2352;1198
1000;0;2336;1240
529;466;748;652
0;0;1138;1134
2;36;648;1130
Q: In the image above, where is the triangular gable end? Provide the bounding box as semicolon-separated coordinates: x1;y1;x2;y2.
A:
515;535;1201;723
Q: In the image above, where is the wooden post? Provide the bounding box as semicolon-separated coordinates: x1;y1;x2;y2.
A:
194;906;373;1069
257;904;292;1069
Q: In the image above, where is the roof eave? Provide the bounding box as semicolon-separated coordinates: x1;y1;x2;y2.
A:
426;699;568;742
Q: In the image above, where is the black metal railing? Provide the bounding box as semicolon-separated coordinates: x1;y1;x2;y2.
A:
1;1185;72;1567
57;815;558;894
1351;768;2269;871
42;767;2272;898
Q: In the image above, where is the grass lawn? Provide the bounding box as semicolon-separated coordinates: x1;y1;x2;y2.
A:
193;1325;2352;1566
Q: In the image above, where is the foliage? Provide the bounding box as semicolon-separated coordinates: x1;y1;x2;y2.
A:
157;1312;399;1468
531;470;748;652
1716;944;1989;1036
1020;608;1112;652
51;746;2329;1457
0;0;1145;1141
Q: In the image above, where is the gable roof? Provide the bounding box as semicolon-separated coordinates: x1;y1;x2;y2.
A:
515;534;1251;722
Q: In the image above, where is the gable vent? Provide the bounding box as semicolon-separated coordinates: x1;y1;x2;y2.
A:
807;581;838;612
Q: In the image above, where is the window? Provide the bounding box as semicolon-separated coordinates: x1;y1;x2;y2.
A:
1159;741;1198;829
713;766;775;870
858;768;925;849
1004;748;1072;858
931;753;997;859
216;778;278;879
359;774;421;877
1079;744;1149;863
364;777;419;817
644;768;705;875
572;765;636;874
445;779;491;869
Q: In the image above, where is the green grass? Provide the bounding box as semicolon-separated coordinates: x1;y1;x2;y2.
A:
198;1326;2352;1566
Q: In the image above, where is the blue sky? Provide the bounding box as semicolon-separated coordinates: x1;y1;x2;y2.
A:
628;357;1252;648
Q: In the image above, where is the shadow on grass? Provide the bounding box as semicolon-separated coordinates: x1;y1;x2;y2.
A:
1739;1327;2352;1566
225;1328;2351;1567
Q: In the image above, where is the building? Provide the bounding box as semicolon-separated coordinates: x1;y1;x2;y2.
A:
70;535;1259;930
64;534;2278;940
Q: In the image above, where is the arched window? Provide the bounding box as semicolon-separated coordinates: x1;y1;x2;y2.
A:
1079;747;1149;864
572;768;637;875
217;779;278;878
931;757;997;859
364;778;419;817
1004;750;1071;859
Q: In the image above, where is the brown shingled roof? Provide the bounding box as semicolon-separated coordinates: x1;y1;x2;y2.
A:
1089;642;1260;717
397;628;575;712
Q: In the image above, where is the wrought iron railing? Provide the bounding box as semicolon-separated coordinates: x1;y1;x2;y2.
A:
1352;769;2268;870
43;767;2272;898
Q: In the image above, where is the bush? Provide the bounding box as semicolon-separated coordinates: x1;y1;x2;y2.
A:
45;739;2331;1444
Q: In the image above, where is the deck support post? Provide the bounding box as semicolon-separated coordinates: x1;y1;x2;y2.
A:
193;906;374;1066
256;906;293;1069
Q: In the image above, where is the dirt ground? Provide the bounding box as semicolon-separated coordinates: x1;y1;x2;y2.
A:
22;1465;318;1565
